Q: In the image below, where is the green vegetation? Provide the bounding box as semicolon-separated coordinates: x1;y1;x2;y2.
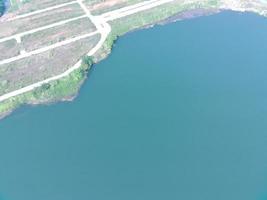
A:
0;56;93;118
0;3;84;38
98;0;219;60
8;0;73;14
0;39;20;60
110;0;219;36
0;35;100;96
0;0;249;119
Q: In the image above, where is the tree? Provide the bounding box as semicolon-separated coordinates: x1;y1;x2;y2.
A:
82;56;93;67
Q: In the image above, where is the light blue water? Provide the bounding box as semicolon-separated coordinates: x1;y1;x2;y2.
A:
0;0;9;16
1;11;267;200
0;0;5;16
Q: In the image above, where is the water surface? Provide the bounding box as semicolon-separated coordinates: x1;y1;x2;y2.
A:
1;11;267;200
0;0;9;16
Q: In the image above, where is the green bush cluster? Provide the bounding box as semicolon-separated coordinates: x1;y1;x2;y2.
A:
0;56;94;117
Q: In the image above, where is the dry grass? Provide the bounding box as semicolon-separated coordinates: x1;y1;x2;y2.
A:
0;3;84;38
21;17;97;51
84;0;147;15
8;0;75;14
0;34;101;95
0;39;20;60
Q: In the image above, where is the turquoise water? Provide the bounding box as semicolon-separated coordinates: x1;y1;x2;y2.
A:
0;0;5;16
1;11;267;200
0;0;9;16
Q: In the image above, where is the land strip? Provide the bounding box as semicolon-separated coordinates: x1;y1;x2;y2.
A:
0;39;20;60
21;17;97;51
101;0;175;21
0;3;84;39
7;0;76;15
0;34;101;96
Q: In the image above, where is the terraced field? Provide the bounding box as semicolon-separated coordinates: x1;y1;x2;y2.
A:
0;34;100;96
0;0;5;16
84;0;146;14
21;17;97;51
8;0;75;13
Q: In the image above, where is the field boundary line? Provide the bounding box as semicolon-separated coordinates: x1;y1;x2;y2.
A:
103;0;175;21
7;1;79;22
0;22;110;103
0;15;87;43
0;31;99;65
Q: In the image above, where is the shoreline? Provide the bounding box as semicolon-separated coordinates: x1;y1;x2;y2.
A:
1;5;266;120
0;8;224;120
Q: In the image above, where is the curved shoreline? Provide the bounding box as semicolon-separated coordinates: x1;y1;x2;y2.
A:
0;9;231;120
1;0;267;120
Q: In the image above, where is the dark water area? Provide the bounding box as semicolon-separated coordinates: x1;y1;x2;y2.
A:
1;11;267;200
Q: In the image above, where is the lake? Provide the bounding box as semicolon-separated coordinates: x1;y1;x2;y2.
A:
1;11;267;200
0;0;9;16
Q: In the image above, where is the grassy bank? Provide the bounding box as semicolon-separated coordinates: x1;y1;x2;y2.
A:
97;0;220;60
0;56;93;119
